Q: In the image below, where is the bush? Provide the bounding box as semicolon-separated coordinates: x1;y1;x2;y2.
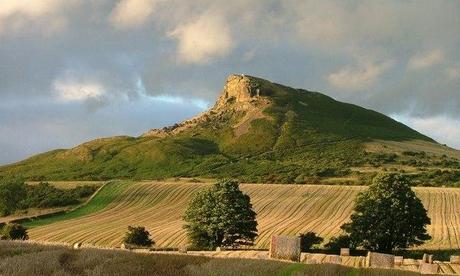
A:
123;226;154;247
1;223;28;240
299;232;323;252
294;174;306;184
0;180;98;217
20;182;97;209
0;177;27;216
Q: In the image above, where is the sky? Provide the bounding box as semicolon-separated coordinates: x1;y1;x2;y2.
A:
0;0;459;165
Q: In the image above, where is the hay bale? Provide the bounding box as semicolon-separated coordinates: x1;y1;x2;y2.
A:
438;262;456;275
365;252;394;269
300;253;309;263
324;255;341;264
400;264;420;272
451;255;460;264
428;254;433;264
419;263;439;274
402;258;418;266
340;248;350;256
301;253;322;264
340;256;353;266
72;242;82;249
269;235;301;262
215;247;221;252
422;253;428;263
394;256;403;266
309;253;327;264
421;253;433;264
178;245;187;253
448;263;460;274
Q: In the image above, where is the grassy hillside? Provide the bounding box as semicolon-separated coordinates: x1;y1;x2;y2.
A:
1;74;457;184
24;180;460;250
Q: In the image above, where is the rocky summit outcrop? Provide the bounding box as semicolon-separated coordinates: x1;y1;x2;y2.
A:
214;74;262;108
142;74;269;138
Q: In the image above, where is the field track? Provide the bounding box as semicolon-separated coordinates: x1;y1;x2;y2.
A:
27;181;460;249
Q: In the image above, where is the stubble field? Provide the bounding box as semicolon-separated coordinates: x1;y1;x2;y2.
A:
24;180;460;250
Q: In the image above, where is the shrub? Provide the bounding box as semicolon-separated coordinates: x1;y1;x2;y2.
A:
299;232;323;252
18;182;98;210
1;223;28;240
183;179;258;249
294;174;306;184
0;177;27;216
123;226;154;247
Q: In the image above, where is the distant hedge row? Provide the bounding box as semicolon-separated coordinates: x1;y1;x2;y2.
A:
0;178;97;216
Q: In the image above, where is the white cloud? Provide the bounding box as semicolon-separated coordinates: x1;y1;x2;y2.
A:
392;114;460;149
168;11;233;64
0;0;58;18
327;60;392;91
408;49;445;70
109;0;158;29
53;80;106;102
0;0;74;35
147;95;209;110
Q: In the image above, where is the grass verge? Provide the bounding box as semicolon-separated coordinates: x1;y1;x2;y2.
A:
21;181;129;228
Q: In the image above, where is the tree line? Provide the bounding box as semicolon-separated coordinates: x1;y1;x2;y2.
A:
0;177;97;217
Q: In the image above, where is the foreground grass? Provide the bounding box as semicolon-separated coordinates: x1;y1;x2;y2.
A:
0;241;420;276
22;181;129;228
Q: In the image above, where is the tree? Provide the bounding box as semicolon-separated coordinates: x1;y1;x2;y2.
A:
1;223;28;240
183;179;258;249
123;226;154;247
324;234;353;252
341;173;431;253
299;232;323;252
0;177;27;216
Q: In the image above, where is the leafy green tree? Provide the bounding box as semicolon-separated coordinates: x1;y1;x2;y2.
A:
0;177;27;216
342;173;431;253
299;232;323;252
123;226;154;246
183;179;258;249
1;223;28;240
324;234;353;252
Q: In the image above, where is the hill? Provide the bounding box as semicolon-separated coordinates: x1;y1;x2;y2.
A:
1;74;459;184
23;180;460;250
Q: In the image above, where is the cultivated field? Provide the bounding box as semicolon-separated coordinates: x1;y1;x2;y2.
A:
25;181;460;250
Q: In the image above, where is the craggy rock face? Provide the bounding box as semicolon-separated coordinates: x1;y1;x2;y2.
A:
216;74;261;107
142;74;269;138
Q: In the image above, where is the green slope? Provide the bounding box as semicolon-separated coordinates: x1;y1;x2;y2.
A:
22;181;130;228
0;74;447;184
